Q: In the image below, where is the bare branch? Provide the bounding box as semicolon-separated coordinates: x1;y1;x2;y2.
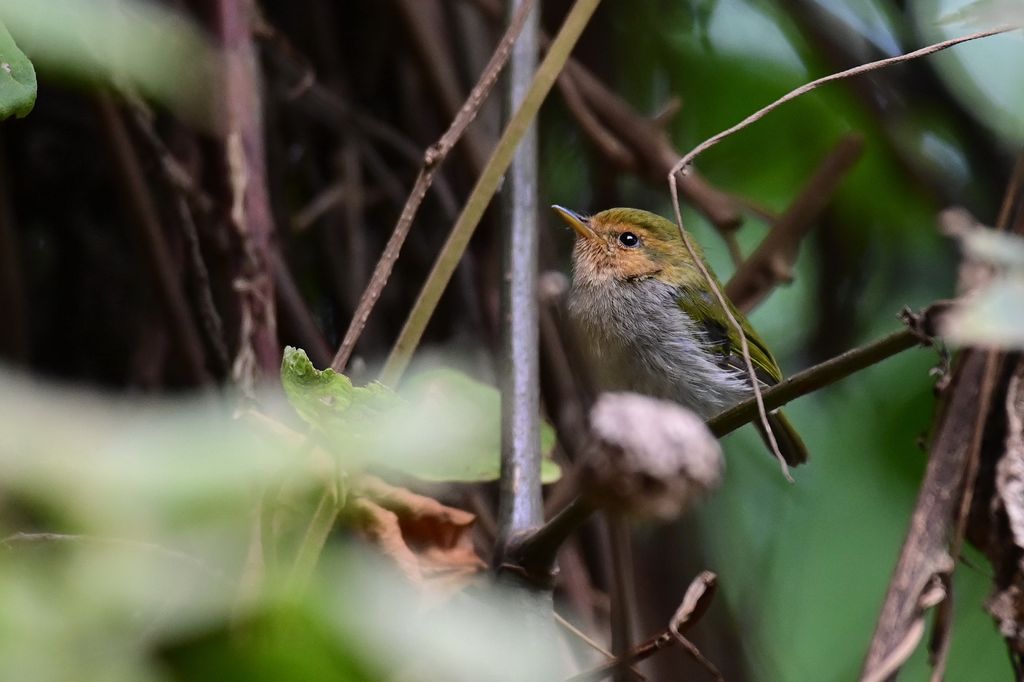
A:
669;26;1018;180
381;0;604;385
330;0;537;372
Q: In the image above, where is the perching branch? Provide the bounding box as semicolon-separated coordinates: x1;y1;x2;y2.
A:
380;0;603;385
328;0;536;373
707;325;925;438
514;318;930;582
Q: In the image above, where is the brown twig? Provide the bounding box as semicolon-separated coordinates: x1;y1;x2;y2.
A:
863;150;1024;681
555;72;636;169
567;572;720;682
861;350;1000;680
329;0;537;372
707;325;924;438
95;93;210;385
669;26;1018;180
725;134;865;312
460;0;744;237
667;26;1017;481
669;178;792;479
217;0;279;387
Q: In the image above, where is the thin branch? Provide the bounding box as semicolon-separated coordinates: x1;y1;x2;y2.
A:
567;571;720;682
329;0;537;373
667;28;1016;477
511;321;928;581
861;350;1000;679
381;0;604;385
669;26;1018;179
670;178;792;480
217;0;279;386
556;72;636;169
707;325;924;438
95;92;211;385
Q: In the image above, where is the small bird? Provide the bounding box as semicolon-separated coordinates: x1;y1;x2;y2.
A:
553;205;807;466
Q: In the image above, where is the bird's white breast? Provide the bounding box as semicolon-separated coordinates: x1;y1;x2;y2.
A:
568;278;751;418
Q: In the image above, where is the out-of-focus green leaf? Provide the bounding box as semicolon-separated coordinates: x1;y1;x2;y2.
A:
941;229;1024;347
0;373;560;680
939;0;1024;28
0;20;35;119
280;349;562;484
281;346;395;429
0;0;218;126
942;277;1024;347
399;368;561;484
914;0;1024;148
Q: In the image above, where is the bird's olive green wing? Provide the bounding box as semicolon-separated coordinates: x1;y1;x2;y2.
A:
676;283;784;386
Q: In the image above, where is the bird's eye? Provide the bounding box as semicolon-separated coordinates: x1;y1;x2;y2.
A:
618;232;640;248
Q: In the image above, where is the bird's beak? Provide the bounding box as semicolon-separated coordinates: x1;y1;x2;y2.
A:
551;205;598;241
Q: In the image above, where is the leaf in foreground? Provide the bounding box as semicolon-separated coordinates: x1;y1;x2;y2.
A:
0;20;35;119
280;347;561;483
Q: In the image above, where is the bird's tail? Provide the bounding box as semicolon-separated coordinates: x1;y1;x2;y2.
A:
757;411;808;466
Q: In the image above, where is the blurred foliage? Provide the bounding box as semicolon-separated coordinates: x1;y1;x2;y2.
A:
0;0;217;125
281;347;560;482
545;0;1019;678
0;370;560;680
942;228;1024;347
0;0;1021;679
0;20;34;119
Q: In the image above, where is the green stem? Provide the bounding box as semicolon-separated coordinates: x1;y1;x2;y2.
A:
286;483;342;592
380;0;603;386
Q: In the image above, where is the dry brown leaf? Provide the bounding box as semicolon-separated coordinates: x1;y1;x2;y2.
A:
349;475;486;596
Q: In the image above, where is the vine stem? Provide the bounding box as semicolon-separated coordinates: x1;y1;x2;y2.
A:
380;0;603;386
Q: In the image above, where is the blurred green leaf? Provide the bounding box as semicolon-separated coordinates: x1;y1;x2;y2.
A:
281;346;395;429
280;348;561;484
0;0;217;126
942;277;1024;347
939;0;1024;28
400;368;561;484
0;20;35;119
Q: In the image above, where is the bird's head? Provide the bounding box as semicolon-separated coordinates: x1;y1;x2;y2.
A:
552;206;703;287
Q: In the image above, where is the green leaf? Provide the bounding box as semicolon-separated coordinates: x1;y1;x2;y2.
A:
399;369;561;484
938;0;1024;28
0;20;36;119
279;348;561;484
280;346;394;430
